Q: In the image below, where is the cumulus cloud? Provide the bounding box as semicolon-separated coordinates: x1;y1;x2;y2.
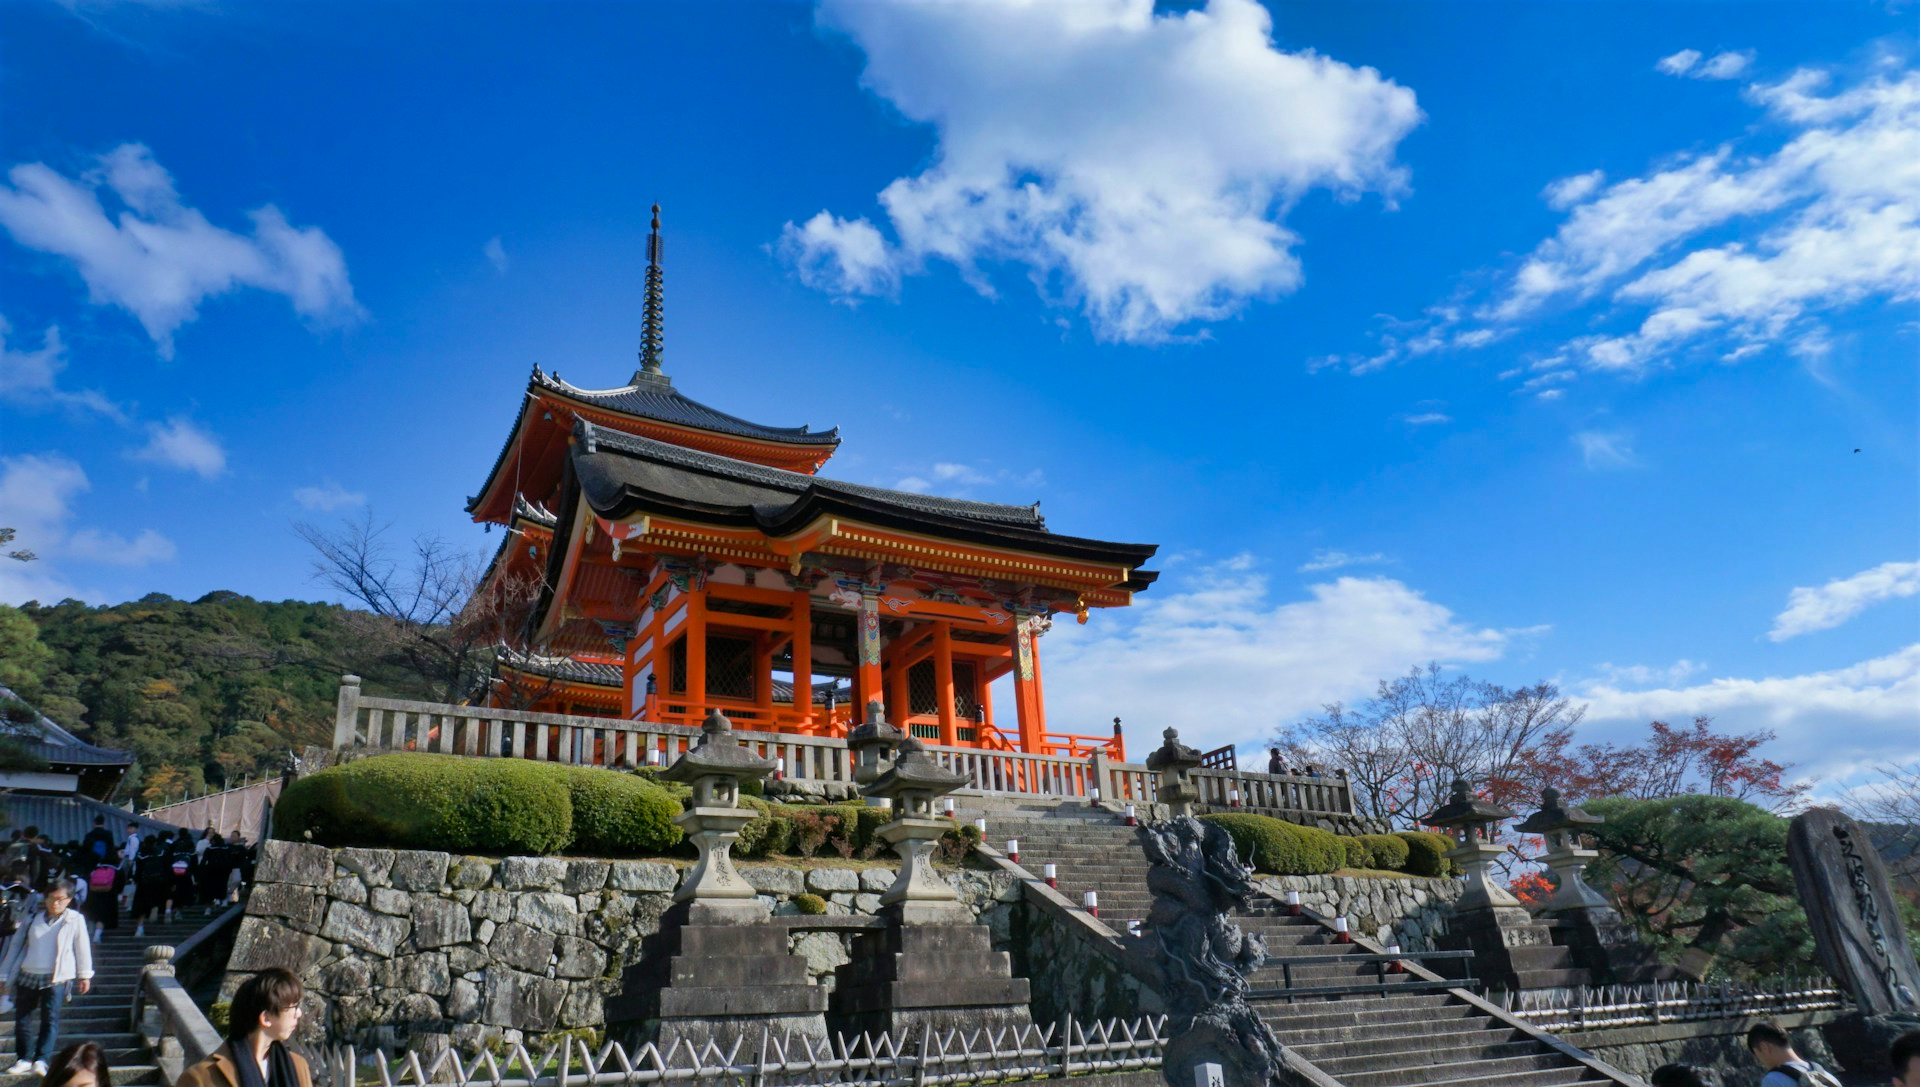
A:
1298;549;1388;573
1769;559;1920;641
1573;430;1638;469
131;416;225;477
0;143;360;358
483;236;509;274
782;0;1421;343
293;481;366;511
1036;557;1523;751
1326;62;1920;388
1579;645;1920;794
0;452;174;602
0;315;124;419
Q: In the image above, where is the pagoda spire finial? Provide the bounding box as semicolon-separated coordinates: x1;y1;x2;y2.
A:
636;202;666;380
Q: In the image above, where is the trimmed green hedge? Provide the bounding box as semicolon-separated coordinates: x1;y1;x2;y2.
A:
1200;814;1457;878
1395;831;1455;877
275;754;682;856
1357;833;1411;872
1201;814;1346;876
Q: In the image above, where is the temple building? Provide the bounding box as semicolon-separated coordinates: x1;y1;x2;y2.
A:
468;207;1156;758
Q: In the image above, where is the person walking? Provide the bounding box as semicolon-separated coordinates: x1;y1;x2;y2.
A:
175;967;312;1087
131;836;171;939
0;879;93;1075
1747;1022;1842;1086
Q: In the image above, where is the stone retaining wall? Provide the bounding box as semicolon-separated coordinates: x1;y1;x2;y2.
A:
1559;1009;1843;1084
1255;873;1463;950
230;840;1019;1052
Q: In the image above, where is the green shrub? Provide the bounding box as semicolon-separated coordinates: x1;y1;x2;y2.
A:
1357;833;1411;872
1341;836;1369;869
1200;814;1345;876
565;767;682;854
275;754;573;855
792;892;827;915
1395;831;1455;878
735;797;787;858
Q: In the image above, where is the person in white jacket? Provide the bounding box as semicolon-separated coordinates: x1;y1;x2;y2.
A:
0;879;92;1075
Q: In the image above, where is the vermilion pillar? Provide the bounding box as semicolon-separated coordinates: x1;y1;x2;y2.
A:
1011;620;1045;754
857;591;884;719
790;588;812;731
934;620;957;747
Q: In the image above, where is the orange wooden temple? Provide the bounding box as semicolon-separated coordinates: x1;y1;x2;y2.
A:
468;208;1157;758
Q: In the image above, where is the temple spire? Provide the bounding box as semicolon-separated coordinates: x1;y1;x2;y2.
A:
636;203;666;380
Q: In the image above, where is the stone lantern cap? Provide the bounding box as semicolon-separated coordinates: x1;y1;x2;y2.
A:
1419;777;1516;829
1515;786;1602;836
846;700;904;752
864;736;968;799
662;708;775;783
1144;727;1202;772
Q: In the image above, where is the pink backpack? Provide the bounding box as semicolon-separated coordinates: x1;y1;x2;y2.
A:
88;865;116;891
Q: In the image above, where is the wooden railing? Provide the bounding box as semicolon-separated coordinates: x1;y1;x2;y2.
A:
331;677;1355;817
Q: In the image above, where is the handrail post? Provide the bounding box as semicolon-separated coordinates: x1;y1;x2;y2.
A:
335;675;363;750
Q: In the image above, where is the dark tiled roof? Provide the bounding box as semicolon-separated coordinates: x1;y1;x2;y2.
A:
512;494;558;528
577;423;1046;528
496;648;623;687
0;686;134;767
534;367;840;447
2;794;178;849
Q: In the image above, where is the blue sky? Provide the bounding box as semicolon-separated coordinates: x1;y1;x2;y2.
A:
2;0;1915;798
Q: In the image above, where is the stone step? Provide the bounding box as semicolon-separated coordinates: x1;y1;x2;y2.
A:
1285;1021;1523;1051
1306;1035;1539;1074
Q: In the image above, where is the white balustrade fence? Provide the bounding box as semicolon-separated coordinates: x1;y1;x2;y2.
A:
324;1017;1168;1087
1501;978;1846;1032
331;676;1355;817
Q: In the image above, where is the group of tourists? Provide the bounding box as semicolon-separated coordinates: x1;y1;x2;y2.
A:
0;814;257;1072
1645;1022;1920;1086
0;967;310;1087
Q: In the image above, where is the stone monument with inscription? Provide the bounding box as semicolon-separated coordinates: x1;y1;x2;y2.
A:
1787;807;1920;1081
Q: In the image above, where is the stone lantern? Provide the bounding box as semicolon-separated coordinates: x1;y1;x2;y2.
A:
1419;778;1520;912
1145;727;1203;818
847;700;904;786
862;735;971;924
1515;787;1611;913
662;708;775;921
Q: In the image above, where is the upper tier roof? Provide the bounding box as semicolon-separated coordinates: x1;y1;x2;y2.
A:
569;421;1159;576
534;367;840;446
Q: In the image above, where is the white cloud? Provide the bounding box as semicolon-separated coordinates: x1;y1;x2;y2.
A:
1543;170;1606;210
293;481;366;512
1593;659;1706;687
1769;559;1920;641
783;0;1422;343
0;143;360;358
1698;51;1755;81
782;213;899;299
891;460;1042;496
1038;557;1522;752
1328;62;1920;388
131;416;225;477
0;452;174;602
1657;49;1753;81
0;315;123;419
1298;549;1388;573
1573;430;1638;469
483;236;509;274
1400;411;1451;426
1579;645;1920;796
64;527;176;566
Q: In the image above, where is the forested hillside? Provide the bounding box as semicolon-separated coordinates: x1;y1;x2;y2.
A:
0;593;442;804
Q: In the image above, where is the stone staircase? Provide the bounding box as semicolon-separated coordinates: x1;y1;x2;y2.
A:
0;906;222;1084
987;807;1639;1087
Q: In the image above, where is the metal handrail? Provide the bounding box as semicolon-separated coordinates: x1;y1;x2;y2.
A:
1252;948;1478;1001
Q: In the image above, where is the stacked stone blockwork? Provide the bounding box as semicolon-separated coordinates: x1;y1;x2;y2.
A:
229;840;1022;1052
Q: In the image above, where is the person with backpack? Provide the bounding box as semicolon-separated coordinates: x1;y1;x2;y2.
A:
79;841;121;944
1747;1022;1841;1087
165;829;198;919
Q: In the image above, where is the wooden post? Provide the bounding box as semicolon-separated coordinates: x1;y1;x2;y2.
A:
333;675;362;750
857;591;885;720
1011;625;1043;754
934;621;957;747
791;588;812;732
686;590;708;721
